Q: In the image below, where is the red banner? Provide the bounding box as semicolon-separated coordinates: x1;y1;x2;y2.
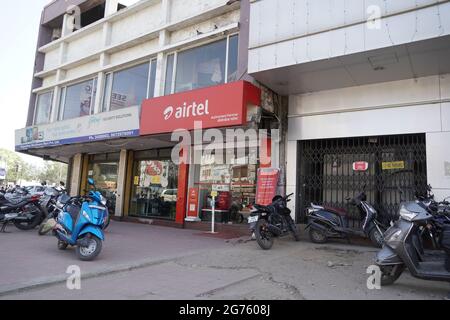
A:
140;81;261;135
256;168;280;206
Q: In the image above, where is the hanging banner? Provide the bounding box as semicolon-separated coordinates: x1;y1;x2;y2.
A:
255;168;280;206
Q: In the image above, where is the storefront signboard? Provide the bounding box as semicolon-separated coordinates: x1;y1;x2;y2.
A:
140;81;261;135
15;106;140;151
255;168;280;206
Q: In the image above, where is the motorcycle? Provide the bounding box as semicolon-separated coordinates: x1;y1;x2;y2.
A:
306;187;389;247
38;183;67;236
0;188;45;232
52;179;108;261
375;200;450;286
248;194;300;250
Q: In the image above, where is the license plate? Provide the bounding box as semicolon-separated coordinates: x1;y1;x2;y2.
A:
248;216;259;224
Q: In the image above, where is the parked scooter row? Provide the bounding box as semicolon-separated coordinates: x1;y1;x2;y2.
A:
1;179;110;261
375;186;450;285
305;186;391;248
0;186;46;232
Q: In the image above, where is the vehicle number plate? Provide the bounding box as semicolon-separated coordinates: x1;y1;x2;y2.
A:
248;216;259;223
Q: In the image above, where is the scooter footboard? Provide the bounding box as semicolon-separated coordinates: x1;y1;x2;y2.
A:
375;246;403;265
79;225;104;241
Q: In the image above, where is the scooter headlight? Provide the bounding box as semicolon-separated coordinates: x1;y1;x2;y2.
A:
399;206;417;221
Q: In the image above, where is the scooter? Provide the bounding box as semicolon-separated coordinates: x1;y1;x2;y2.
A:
53;179;108;261
375;200;450;286
306;187;389;247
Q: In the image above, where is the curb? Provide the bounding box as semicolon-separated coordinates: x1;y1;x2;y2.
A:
0;253;199;297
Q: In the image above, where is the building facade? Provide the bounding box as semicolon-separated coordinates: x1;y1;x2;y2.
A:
16;0;284;228
249;0;450;223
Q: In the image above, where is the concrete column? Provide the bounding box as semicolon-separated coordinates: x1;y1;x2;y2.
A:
286;140;297;220
105;0;120;16
93;72;105;114
102;22;112;47
115;149;128;217
154;29;171;97
50;86;60;123
70;154;84;197
58;42;67;65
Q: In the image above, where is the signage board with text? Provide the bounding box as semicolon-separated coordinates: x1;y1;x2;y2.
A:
140;81;261;135
15;107;140;151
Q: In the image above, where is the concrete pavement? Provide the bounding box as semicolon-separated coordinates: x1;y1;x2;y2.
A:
0;221;227;295
0;221;449;300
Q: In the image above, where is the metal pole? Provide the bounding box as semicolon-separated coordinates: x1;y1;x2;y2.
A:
211;196;216;234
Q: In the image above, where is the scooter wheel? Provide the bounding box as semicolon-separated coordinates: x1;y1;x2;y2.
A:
309;228;328;244
57;241;68;250
369;228;385;248
379;264;404;286
76;235;102;261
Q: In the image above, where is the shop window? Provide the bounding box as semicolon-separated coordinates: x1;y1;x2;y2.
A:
59;78;97;120
34;91;53;125
195;149;258;224
227;35;239;82
130;159;179;220
102;61;155;112
165;35;239;95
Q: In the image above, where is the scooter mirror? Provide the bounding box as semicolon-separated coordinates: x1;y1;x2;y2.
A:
88;178;95;186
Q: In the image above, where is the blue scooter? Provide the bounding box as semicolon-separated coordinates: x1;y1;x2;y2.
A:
53;179;108;261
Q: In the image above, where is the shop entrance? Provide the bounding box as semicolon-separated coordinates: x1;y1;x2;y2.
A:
297;134;428;227
129;149;178;220
87;153;120;212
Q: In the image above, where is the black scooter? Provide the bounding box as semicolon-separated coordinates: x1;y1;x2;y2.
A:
306;188;389;247
248;194;299;250
375;200;450;285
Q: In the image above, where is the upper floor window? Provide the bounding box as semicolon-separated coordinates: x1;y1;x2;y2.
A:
165;35;239;95
102;60;156;112
59;78;97;121
34;91;53;125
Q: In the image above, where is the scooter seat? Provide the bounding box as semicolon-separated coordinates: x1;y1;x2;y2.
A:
323;206;348;217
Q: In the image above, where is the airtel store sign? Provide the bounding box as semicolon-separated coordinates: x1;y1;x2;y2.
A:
140;81;261;135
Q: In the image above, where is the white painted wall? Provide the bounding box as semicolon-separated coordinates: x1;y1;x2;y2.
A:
287;73;450;206
34;0;240;126
249;0;450;73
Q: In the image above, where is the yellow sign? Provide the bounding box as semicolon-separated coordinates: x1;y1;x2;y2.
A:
211;191;218;198
382;161;405;170
151;176;161;184
134;176;140;185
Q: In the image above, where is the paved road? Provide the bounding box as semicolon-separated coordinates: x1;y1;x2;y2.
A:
0;222;449;300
